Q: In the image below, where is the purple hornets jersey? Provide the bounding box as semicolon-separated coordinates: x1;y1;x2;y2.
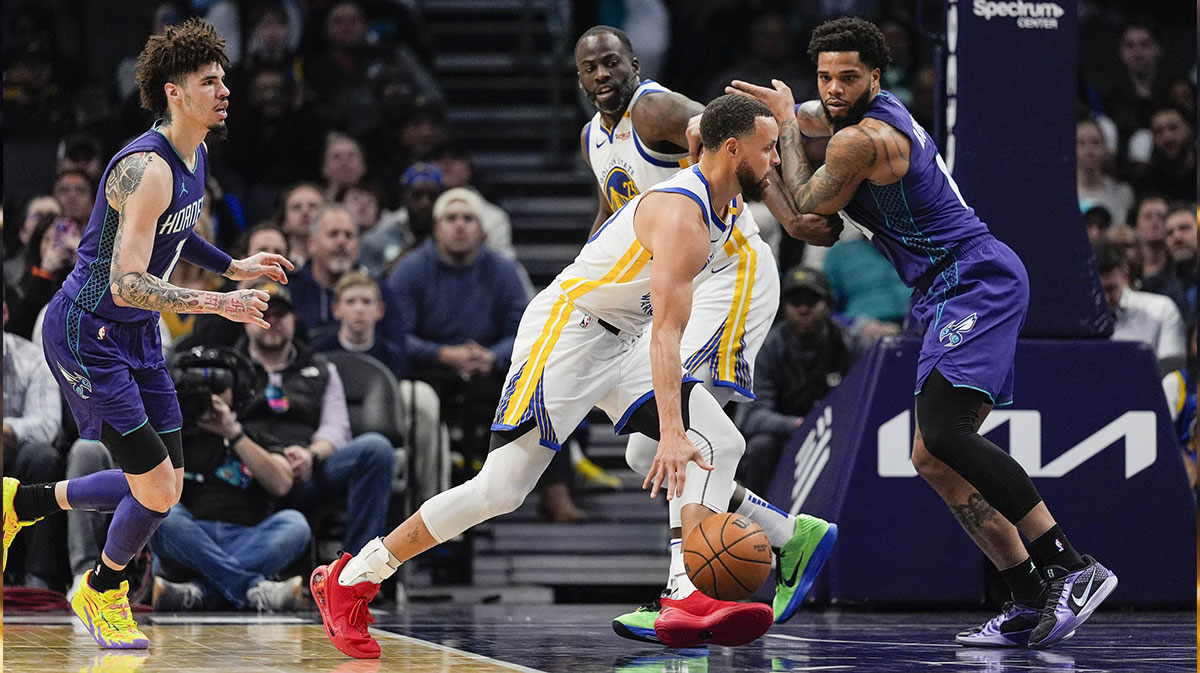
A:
838;91;992;288
59;125;208;322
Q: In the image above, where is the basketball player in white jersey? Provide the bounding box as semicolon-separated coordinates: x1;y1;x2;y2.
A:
575;26;838;643
312;95;784;658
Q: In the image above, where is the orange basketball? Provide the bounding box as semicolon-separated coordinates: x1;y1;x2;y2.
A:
682;513;773;601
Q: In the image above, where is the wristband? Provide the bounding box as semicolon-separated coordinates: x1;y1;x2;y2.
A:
30;266;55;280
182;232;234;276
228;429;246;445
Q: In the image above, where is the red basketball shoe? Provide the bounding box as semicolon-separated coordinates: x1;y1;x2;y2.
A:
654;590;774;648
311;553;382;659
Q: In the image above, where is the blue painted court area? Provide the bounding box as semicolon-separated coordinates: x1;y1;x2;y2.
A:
380;604;1196;672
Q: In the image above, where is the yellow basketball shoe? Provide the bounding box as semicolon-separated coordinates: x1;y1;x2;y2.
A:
72;570;150;649
3;476;43;571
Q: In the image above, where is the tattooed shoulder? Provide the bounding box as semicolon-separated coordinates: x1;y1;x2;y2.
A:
825;126;878;178
856;120;911;182
795;100;833;136
105;152;156;210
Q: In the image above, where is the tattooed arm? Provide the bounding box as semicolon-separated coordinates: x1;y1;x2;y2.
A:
106;152;271;327
728;79;908;216
223;250;294;283
720;80;843;244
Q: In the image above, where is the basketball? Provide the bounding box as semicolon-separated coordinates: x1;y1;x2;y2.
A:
682;513;773;601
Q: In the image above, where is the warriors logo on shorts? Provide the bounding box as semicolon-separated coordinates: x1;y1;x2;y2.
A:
939;313;978;348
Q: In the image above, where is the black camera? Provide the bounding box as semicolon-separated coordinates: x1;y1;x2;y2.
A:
171;346;257;423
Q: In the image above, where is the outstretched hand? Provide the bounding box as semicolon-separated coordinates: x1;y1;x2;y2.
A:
218;288;271;328
642;429;714;501
726;79;796;123
226;252;294;283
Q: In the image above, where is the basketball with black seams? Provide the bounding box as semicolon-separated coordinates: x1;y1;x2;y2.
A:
683;512;772;600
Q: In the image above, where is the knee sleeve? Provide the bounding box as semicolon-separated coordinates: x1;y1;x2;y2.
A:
160;430;183;470
101;422;171;475
624;433;658;476
916;368;1043;524
420;429;554;543
679;386;745;515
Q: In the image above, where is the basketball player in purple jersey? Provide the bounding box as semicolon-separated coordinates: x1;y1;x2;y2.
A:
3;19;292;648
728;17;1116;648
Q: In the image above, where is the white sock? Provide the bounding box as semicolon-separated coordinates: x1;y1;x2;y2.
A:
338;537;402;586
734;487;796;548
666;538;697;599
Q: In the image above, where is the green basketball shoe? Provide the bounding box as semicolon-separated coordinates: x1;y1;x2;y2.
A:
773;514;838;623
612;598;663;644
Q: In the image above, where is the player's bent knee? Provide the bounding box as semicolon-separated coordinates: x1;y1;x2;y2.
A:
914;421;956;464
624;434;656;476
910;434;939;474
132;489;176;514
476;476;528;516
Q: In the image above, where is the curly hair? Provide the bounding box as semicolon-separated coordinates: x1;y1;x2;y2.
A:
700;94;773;151
135;17;229;117
807;16;890;73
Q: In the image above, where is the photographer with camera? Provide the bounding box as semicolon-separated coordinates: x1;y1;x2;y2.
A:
238;279;396;559
148;346;310;612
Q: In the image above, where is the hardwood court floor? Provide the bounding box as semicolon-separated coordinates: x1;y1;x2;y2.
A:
2;605;1194;672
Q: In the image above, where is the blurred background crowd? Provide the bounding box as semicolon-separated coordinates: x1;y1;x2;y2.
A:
2;0;1195;611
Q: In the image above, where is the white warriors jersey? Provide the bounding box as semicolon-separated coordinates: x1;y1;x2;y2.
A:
586;79;759;241
554;165;741;335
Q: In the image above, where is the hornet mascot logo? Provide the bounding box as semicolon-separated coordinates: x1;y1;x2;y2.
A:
939;313;978;348
58;363;94;399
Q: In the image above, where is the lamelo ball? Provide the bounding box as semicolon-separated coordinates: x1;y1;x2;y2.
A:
682;513;772;600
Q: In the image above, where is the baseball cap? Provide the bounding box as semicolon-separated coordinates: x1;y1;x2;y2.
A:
249;279;293;312
781;266;832;303
432;187;485;221
401;162;445;188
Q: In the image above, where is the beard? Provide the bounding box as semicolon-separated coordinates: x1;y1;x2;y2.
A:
207;121;229;141
822;88;873;131
736;160;769;202
588;75;639;115
326;255;355;275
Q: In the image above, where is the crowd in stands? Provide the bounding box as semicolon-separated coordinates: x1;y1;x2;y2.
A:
3;0;1194;609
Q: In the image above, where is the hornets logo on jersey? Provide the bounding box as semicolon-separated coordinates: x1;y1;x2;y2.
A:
604;165;638;212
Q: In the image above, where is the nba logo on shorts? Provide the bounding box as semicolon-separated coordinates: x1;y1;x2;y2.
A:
938;313;978;348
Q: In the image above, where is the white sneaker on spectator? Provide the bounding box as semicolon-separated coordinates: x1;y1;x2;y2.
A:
246;576;302;612
152;576;205;611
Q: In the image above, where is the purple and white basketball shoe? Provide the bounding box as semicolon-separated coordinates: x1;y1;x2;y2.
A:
1027;555;1117;649
956;601;1074;647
